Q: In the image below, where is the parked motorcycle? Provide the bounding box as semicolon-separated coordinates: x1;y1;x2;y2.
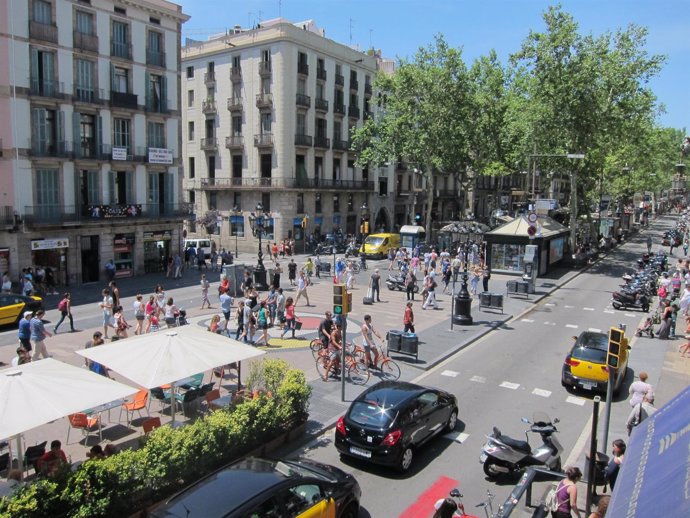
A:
611;291;650;312
385;273;419;293
479;413;563;478
344;243;358;258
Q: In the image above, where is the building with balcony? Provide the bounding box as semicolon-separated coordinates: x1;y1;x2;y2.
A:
0;0;189;284
181;18;394;253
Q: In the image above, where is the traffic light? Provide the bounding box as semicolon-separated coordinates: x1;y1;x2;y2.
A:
415;213;422;223
333;284;350;315
607;327;624;369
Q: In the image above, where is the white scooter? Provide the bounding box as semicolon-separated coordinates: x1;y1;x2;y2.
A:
479;412;563;478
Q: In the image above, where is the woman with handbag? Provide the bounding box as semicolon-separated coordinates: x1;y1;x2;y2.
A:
280;297;296;339
656;300;673;339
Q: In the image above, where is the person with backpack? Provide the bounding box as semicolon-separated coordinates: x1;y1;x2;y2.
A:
546;466;583;518
53;293;75;334
422;273;438;310
626;394;656;436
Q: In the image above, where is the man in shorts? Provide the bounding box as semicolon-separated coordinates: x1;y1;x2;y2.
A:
322;322;343;381
219;290;233;333
361;314;383;368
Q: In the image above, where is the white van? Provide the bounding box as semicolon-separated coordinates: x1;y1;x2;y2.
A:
184;238;212;259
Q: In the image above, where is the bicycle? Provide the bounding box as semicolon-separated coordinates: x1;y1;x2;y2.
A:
438;488;496;518
315;342;369;385
354;342;401;381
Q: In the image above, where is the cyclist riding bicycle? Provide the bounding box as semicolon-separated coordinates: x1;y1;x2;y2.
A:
322;323;343;380
361;314;383;368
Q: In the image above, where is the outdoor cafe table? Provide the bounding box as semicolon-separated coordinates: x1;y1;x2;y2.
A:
84;398;127;424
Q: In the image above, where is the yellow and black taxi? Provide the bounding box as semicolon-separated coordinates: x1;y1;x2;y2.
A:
335;381;458;472
0;293;43;326
149;457;360;518
561;331;629;395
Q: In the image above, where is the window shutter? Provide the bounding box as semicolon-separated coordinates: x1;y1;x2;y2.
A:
107;170;115;204
32;108;47;153
72;111;81;153
160;75;167;112
125;171;134;204
144;71;151;109
110;63;116;92
30;48;39;92
164;172;174;213
96;115;102;156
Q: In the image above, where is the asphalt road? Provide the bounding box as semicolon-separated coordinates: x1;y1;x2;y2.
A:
286;234;661;517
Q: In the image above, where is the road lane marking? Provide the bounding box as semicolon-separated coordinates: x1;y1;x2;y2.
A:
521;318;534;323
583;307;595;311
588;328;602;333
565;305;574;309
470;375;486;383
444;431;470;444
566;396;586;406
624;313;636;318
441;370;459;377
532;388;551;398
500;381;520;390
566;324;579;329
545;303;555;307
398;475;459;518
604;310;615;314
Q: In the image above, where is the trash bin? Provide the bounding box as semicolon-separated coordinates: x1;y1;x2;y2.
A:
387;330;402;352
401;333;418;355
507;280;518;293
318;263;331;274
480;292;492;306
490;293;504;308
585;451;609;486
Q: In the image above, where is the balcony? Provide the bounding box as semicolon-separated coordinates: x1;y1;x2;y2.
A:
202;99;217;114
348;106;360;119
73;31;99;52
29;20;58;43
258;61;271;77
295;178;374;191
29;141;72;159
332;139;350;152
146;49;166;68
333;103;346;116
294;134;313;148
201;137;218;151
230;67;242;82
110;90;138;109
0;206;16;227
364;83;372;96
198;177;374;191
225;135;244;150
204;71;216;85
437;189;457;198
29;78;64;99
296;94;311;108
314;136;330;150
256;93;273;109
350;78;359;91
74;86;103;104
335;73;344;87
254;133;274;148
111;41;132;60
315;98;329;113
22;203;193;226
73;139;98;160
316;68;327;81
226;96;242;112
145;98;168;113
110;146;147;162
297;62;309;76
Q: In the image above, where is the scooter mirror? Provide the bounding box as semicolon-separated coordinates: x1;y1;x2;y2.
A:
450;489;461;498
554;418;560;424
521;417;529;423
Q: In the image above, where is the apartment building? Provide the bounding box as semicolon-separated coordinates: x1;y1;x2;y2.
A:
0;0;188;285
181;19;395;254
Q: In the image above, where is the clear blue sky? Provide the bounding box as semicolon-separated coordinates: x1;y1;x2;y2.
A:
178;0;688;131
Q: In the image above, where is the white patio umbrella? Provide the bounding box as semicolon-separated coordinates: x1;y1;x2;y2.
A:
76;326;265;424
0;358;138;475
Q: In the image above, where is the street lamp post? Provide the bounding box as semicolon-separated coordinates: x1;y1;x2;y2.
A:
360;202;369;237
248;203;269;291
232;206;240;258
453;239;473;326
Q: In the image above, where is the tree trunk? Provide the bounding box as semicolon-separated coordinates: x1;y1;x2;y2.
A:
569;169;578;252
424;164;434;238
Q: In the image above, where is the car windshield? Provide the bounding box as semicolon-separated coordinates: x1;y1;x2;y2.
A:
572;346;607;363
349;400;397;427
365;237;384;246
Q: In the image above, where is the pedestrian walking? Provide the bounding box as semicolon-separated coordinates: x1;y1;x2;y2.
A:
30;310;52;360
656;300;673;339
132;294;145;335
276;288;286;329
173;254;183;278
1;271;11;293
482;264;491;293
403;302;415;333
114;305;131;339
646;235;652;254
442;264;452;294
254;301;270;346
470;266;481;296
144;295;156;333
294;271;311;306
220;290;233;333
155;285;166;318
234;301;245;340
108;281;120;309
18;311;33;352
626;394;655;436
265;286;278;326
53;293;75;334
280;297;297;339
345;262;355;290
240;298;256;343
552;467;583;518
272;262;282;288
369;269;382;302
200;274;213;309
628;371;654;406
405;269;417;301
422;274;438;310
99;288;114;339
164;297;178;328
287;259;297;286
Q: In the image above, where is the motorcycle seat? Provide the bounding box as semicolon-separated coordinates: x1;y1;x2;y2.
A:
497;433;531;453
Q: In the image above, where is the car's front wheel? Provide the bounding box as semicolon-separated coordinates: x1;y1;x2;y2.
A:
445;409;458;432
340;503;359;518
399;447;414;472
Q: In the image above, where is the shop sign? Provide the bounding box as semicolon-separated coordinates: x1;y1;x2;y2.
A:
143;230;172;242
148;147;173;165
31;238;69;250
112;147;128;161
88;205;142;219
114;234;136;245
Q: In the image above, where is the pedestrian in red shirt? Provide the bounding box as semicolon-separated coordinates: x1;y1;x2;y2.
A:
37;440;68;476
403;301;415;333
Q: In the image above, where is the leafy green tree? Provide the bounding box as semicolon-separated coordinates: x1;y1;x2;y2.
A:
351;35;473;235
512;5;665;248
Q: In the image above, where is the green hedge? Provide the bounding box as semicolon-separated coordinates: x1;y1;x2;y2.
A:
0;359;311;518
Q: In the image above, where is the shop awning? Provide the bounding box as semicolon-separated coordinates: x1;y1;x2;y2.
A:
486;215;569;239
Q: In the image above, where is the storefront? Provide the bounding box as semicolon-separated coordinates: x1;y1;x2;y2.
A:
485;216;570;276
143;230;171;274
0;249;9;278
30;237;69;286
113;234;135;278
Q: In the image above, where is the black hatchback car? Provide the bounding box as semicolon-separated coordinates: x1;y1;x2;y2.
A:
149;457;361;518
335;381;458;472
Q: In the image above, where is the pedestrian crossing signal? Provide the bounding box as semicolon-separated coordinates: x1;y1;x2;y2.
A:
607;327;624;369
